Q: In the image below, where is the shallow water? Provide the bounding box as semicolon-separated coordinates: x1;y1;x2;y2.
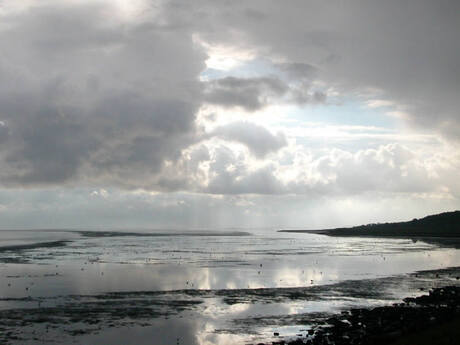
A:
0;229;459;344
0;230;79;249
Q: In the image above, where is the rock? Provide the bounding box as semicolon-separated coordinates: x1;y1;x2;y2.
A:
283;286;460;345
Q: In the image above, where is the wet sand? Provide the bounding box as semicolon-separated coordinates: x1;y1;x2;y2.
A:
0;240;70;253
1;266;459;344
277;285;460;345
281;231;460;250
1;229;460;344
270;228;460;344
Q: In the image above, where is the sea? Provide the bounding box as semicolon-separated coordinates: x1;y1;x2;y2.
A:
1;229;459;344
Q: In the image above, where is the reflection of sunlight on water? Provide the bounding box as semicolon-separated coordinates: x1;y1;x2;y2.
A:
197;331;250;345
192;269;211;290
195;320;265;345
2;232;460;296
2;230;460;345
273;268;329;287
203;301;250;318
225;281;237;289
424;249;458;267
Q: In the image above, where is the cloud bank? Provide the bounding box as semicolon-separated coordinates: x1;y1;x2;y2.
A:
0;0;458;228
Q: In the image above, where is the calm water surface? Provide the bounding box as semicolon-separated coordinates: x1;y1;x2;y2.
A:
1;229;459;344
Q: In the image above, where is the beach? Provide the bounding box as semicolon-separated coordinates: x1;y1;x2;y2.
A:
1;229;459;344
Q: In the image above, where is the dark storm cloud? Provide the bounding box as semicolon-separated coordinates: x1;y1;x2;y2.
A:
277;62;318;81
0;121;9;144
0;1;205;188
5;106;97;184
204;76;288;111
204;74;327;109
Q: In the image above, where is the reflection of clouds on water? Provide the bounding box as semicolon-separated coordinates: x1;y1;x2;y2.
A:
192;268;212;290
196;303;294;345
196;331;250;345
421;249;458;267
272;267;328;287
204;301;250;316
1;267;460;345
1;231;460;299
1;230;460;344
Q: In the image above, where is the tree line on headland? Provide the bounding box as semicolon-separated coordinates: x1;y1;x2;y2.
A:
280;210;460;238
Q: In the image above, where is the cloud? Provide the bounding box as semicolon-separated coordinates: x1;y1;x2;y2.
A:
194;141;458;197
0;0;458;210
206;165;285;195
0;121;9;144
181;0;460;138
210;122;287;158
276;62;318;81
203;73;327;110
0;1;205;189
204;146;285;195
204;76;287;111
313;144;436;195
4;106;98;184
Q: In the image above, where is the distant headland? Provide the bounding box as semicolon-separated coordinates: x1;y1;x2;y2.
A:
279;211;460;246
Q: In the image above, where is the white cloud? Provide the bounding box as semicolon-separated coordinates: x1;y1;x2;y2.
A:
366;99;394;108
194;36;257;72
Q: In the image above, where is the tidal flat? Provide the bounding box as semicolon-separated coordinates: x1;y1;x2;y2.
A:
1;229;459;344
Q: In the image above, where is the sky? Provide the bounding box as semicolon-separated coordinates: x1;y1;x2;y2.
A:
0;0;459;229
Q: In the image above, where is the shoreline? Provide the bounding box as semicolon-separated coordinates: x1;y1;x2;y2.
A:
278;231;460;249
272;285;460;345
2;266;459;344
274;222;460;344
279;210;460;249
0;240;70;253
1;225;459;344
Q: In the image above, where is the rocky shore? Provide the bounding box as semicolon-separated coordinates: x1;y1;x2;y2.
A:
263;286;460;345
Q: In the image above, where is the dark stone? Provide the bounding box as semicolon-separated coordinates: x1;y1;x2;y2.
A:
283;286;460;345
